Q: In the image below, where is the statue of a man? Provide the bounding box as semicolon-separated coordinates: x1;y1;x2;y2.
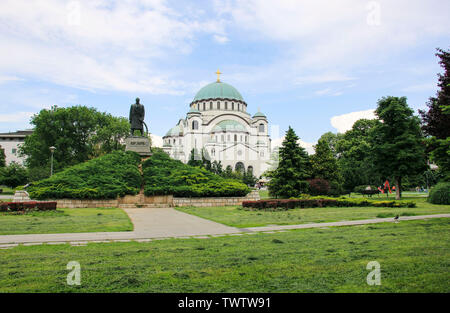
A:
129;97;145;136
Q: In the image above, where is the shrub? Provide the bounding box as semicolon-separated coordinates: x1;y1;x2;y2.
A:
143;149;250;197
308;178;329;195
0;201;56;212
428;182;450;204
28;151;141;199
354;185;378;194
242;197;415;210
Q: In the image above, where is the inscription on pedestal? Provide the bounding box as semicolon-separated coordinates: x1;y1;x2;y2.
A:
125;137;152;156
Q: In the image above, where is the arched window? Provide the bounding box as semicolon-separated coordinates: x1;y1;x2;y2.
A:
210;102;213;110
232;103;234;110
211;148;215;156
197;103;200;110
234;134;237;142
217;101;220;110
192;120;199;130
235;162;245;173
225;102;228;110
203;103;205;111
259;123;265;133
238;103;240;111
247;166;253;174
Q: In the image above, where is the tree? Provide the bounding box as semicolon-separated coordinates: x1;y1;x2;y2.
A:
419;48;450;181
0;145;5;167
310;138;341;183
317;132;344;158
0;162;28;188
242;169;258;186
19;105;130;173
187;148;203;167
370;96;427;199
211;160;223;175
267;126;311;198
335;119;381;192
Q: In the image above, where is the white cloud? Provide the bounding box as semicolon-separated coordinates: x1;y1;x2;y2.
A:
294;73;357;85
0;0;224;94
271;136;315;154
213;34;229;44
330;109;376;133
401;83;436;93
0;75;23;84
0;111;33;123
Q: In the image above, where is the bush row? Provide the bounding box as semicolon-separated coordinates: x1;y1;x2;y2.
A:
428;182;450;204
143;149;250;197
242;198;416;210
0;201;57;212
28;151;142;200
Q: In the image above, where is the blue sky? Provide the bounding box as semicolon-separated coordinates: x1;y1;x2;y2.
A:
0;0;449;148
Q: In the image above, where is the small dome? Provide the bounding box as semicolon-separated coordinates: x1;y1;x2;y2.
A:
253;111;266;118
165;125;183;137
212;120;247;132
193;82;244;102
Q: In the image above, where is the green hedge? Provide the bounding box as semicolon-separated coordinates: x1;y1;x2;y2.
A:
28;151;142;199
242;197;416;211
428;182;450;205
143;150;250;197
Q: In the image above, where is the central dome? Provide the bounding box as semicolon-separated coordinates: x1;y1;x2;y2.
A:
193;82;244;102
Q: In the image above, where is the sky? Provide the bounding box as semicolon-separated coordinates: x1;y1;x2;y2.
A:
0;0;449;150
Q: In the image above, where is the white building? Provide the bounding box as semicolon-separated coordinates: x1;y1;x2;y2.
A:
163;74;271;177
0;130;33;165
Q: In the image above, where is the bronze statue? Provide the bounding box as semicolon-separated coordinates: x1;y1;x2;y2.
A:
129;97;145;136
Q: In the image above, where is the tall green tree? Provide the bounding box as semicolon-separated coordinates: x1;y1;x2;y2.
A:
19;105;130;172
0;145;5;167
267;126;311;198
310;138;342;183
336;119;381;191
317;132;344;158
370;96;427;199
419;48;450;181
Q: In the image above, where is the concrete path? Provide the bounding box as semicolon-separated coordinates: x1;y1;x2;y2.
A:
0;210;449;247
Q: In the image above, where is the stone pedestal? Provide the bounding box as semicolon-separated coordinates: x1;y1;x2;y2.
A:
125;136;152;157
13;190;31;202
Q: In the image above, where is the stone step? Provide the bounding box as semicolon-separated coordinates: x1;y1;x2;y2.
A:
118;203;172;209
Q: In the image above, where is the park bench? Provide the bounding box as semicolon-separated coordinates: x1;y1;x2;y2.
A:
361;189;380;197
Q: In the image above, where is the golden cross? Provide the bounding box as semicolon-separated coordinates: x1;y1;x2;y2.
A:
216;69;222;82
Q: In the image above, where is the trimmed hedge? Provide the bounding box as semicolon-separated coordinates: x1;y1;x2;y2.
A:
28;151;142;200
0;201;57;212
143;149;250;197
428;182;450;205
242;197;416;211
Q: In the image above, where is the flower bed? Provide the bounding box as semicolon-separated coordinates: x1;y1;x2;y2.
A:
0;201;57;212
242;198;416;210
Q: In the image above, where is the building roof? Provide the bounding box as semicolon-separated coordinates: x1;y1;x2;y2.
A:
193;81;244;102
164;125;183;137
212;120;247;132
0;129;34;138
253;111;266;118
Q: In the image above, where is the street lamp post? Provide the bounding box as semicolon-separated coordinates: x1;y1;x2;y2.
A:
49;146;56;177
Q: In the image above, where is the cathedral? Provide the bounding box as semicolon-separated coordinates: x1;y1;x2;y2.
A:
163;71;271;178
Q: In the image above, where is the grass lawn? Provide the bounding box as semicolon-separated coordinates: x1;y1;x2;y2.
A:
0;218;448;292
0;207;133;235
0;186;15;195
177;197;450;228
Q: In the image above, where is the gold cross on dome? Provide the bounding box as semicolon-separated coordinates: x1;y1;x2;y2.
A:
216;69;222;82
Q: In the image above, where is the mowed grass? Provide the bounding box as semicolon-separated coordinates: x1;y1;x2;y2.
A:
177;197;450;228
0;208;133;235
0;218;449;292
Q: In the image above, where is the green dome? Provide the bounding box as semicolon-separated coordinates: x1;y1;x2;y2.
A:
253;111;266;118
165;125;183;137
193;82;244;102
212;120;247;132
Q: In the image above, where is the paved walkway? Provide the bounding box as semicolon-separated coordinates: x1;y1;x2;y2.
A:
0;210;449;247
